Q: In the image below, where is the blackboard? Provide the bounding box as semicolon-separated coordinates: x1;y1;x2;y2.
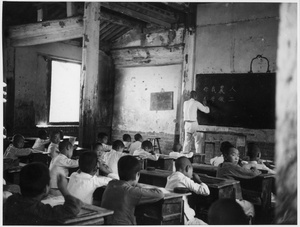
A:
196;73;276;129
150;91;173;111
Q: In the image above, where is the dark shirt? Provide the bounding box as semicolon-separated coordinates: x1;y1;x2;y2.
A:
3;193;83;225
101;180;164;225
217;162;261;180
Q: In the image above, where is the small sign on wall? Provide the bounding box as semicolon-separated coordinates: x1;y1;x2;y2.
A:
150;91;173;111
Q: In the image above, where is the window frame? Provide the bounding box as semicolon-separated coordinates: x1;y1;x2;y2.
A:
47;57;82;126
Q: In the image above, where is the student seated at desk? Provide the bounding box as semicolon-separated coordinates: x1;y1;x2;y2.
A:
101;155;164;225
123;133;132;153
97;132;112;152
165;157;209;225
93;143;114;177
133;140;159;161
4;134;34;160
49;140;79;195
210;141;248;167
67;151;112;204
3;162;83;225
47;130;61;159
217;145;260;218
243;142;276;174
32;129;50;151
103;140;128;179
128;133;143;155
169;143;194;159
208;198;249;225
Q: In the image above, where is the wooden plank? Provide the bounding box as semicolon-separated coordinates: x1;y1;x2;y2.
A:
101;2;172;28
9;16;83;46
102;26;127;41
111;44;184;67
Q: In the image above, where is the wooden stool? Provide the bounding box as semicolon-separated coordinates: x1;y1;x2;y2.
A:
148;138;162;154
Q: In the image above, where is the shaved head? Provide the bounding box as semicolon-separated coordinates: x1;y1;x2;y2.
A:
175;157;191;171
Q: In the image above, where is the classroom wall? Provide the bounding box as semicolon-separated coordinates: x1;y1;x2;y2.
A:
5;41;112;139
111;28;184;152
192;3;279;160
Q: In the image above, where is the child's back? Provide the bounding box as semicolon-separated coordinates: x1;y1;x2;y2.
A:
32;129;50;151
101;156;164;225
128;133;143;154
4;162;82;225
243;142;276;174
67;151;112;204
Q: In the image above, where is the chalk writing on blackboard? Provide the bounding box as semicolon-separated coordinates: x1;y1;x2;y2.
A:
196;73;276;129
150;92;173;111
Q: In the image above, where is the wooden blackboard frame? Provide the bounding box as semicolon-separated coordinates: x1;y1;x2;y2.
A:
196;73;276;129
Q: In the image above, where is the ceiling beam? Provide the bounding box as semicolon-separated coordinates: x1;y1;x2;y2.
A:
101;2;172;28
99;10;143;29
8;16;83;46
8;12;135;47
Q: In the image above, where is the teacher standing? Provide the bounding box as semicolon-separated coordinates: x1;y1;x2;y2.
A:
183;90;210;153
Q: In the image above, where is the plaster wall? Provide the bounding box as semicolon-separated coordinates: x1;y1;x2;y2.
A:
112;64;182;135
192;3;279;150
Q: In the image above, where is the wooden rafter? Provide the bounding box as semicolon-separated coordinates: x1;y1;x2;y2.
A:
101;2;172;28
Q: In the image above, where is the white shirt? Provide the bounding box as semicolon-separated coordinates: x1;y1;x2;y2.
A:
47;142;60;159
128;141;142;155
183;98;209;121
243;160;276;174
133;148;159;161
32;138;50;151
168;151;194;159
49;153;79;189
165;171;210;222
67;171;112;204
210;155;224;166
103;149;128;175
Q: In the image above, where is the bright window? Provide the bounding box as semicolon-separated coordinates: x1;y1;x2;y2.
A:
49;60;81;123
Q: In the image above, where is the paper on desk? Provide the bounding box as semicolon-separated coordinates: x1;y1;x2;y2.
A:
41;195;64;206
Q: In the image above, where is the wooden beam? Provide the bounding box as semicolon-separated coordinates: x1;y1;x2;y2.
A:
111;44;184;67
101;2;172;28
79;2;101;148
8;16;83;46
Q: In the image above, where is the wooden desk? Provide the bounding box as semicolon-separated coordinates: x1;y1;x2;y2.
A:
147;155;174;171
139;169;172;187
192;163;218;177
234;173;275;217
72;146;88;157
42;195;113;225
135;183;187;225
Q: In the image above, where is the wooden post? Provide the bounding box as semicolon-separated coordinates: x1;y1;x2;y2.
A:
79;2;101;148
275;3;297;224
